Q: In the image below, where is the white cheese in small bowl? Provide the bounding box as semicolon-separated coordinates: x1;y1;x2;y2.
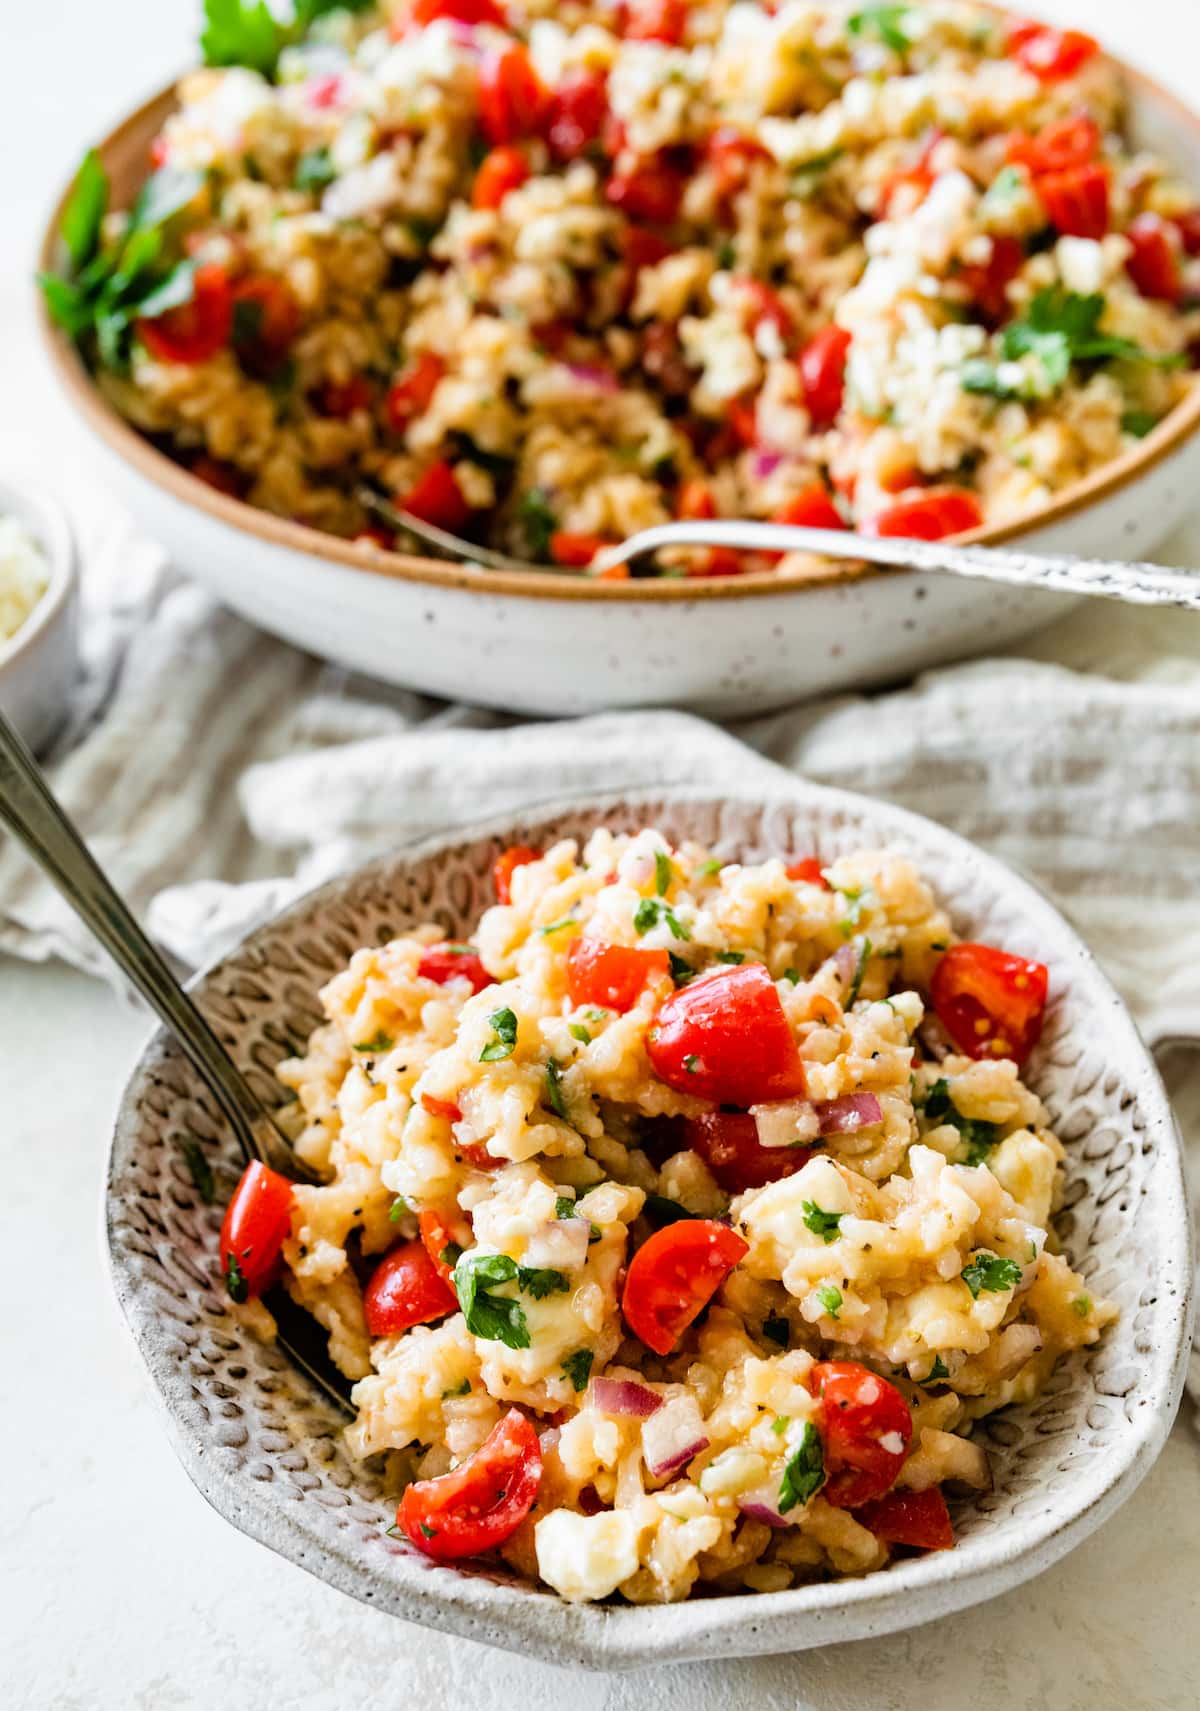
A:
0;516;50;645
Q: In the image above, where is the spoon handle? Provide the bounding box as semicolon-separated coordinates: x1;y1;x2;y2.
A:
0;709;307;1182
595;521;1200;608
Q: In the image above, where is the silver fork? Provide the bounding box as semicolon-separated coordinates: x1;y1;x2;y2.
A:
359;487;1200;608
0;708;352;1412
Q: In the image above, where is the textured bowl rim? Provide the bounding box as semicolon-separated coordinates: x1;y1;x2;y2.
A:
106;778;1194;1670
36;39;1200;608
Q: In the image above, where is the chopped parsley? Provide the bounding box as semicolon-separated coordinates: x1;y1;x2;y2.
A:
668;951;695;985
480;1006;519;1062
442;1378;471;1398
452;1252;529;1348
920;1078;1001;1167
518;486;557;559
520;1267;570;1299
224;1251;248;1304
294;146;335;192
961;1252;1023;1299
964;288;1184;399
569;1022;592;1044
683;1054;700;1074
778;1421;826;1513
695;857;723;878
562;1349;594;1392
925;1355;949;1383
634;898;690;941
537;916;577;937
643;1193;694;1227
654;850;673;897
440;1242;463;1269
802;1200;844;1243
783;967;801;985
388;1195;410;1224
815;1284;843;1319
847;4;915;54
1121;409;1160;439
584;1007;609;1025
715;950;745;965
544;1058;568;1119
1072;1294;1092;1318
201;0;374;80
353;1029;393;1054
845;937;872;1007
555;1196;578;1220
771;1415;790;1436
835;887;873;939
762;1312;790;1349
178;1137;215;1204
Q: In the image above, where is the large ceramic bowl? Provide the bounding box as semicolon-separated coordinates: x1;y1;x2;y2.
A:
107;782;1193;1670
37;53;1200;716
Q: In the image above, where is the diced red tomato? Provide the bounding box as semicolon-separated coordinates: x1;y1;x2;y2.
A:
810;1360;913;1508
385;351;446;431
683;1112;812;1193
621;226;673;276
736;277;795;346
623;0;687;42
478;46;548;145
959;234;1024;322
689;549;744;578
677;479;717;521
149;135;170;169
785;857;829;887
706;127;771;208
137;262;232;365
458;1139;501;1169
398;460;469;531
420;1092;464;1122
317;374;373;418
798;325;852;429
855;1485;954;1551
622;1219;748;1354
549;530;609;567
493;844;539;903
877;128;944;219
418;1207;471;1284
646;962;807;1105
543;68;609;161
606;156;687;224
929;942;1049;1063
772;485;846;532
1174;208;1200;256
230;273;300;370
191;455;243;498
416;941;495;994
728;397;759;449
1125;214;1182;303
1008;20;1099;82
1007;115;1101;176
363;1239;459;1336
567;938;671;1012
396;1409;542;1560
1038;162;1110;238
871;488;983;540
220;1159;293;1302
472;144;530;209
405;0;506;27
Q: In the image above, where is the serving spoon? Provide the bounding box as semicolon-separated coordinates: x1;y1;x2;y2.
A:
0;708;353;1412
359;487;1200;609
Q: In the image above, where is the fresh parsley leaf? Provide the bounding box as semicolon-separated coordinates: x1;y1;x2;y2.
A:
544;1058;568;1119
668;951;694;984
695;857;722;878
201;0;284;76
643;1192;694;1227
419;1522;437;1539
442;1378;471;1397
778;1421;825;1513
961;1251;1023;1299
919;1078;1000;1166
846;936;871;1007
224;1251;248;1304
925;1355;949;1383
683;1054;700;1074
1004;289;1184;389
835;886;873;939
555;1196;578;1220
440;1242;463;1269
38;273;93;336
353;1029;393;1053
178;1137;215;1204
715;950;745;964
815;1284;843;1319
452;1251;530;1348
60;149;110;272
518;1266;570;1300
771;1415;790;1436
1072;1294;1092;1317
480;1006;518;1062
1121;409;1160;438
783;967;800;985
634;898;690;940
562;1349;594;1392
654;850;673;896
537;916;576;937
848;4;915;54
584;1007;609;1025
518;486;557;558
569;1022;592;1044
388;1195;410;1223
763;1312;790;1349
295;145;335;192
802;1201;844;1243
132;166;206;233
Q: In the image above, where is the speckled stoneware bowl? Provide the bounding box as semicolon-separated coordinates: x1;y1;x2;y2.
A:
107;783;1193;1670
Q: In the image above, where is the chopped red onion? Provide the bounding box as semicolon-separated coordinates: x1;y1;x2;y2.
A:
738;1497;791;1529
642;1395;709;1478
833;942;859;982
751;451;784;480
815;1092;883;1134
563;363;620;393
591;1377;663;1419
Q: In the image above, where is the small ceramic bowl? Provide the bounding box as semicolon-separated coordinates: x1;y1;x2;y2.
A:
106;782;1193;1670
0;478;78;754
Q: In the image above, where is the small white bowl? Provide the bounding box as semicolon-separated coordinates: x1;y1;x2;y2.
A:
0;479;78;754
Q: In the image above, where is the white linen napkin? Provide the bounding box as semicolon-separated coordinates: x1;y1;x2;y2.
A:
1;514;1197;1414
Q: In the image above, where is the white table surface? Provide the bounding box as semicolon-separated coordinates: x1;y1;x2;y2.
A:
2;3;1198;1706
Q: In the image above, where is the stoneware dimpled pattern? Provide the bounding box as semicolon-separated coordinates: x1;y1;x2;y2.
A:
107;783;1194;1671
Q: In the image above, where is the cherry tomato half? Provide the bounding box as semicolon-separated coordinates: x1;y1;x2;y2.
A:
606;156;687;224
810;1360;913;1508
683;1112;812;1193
478;46;547;146
419;1207;472;1284
929;942;1049;1063
420;1092;464;1123
1008;21;1098;82
417;941;496;994
1007;116;1101;177
567;937;670;1012
647;962;807;1105
220;1159;293;1302
1125;214;1182;303
705;128;771;209
872;488;983;540
1037;162;1110;238
137;262;232;365
408;0;506;25
493;844;539;903
364;1239;459;1337
854;1485;954;1551
396;1409;542;1560
549;530;609;567
772;485;846;532
317;374;373;418
785;857;829;887
622;1218;748;1354
385;351;445;432
958;234;1024;323
543;68;609;161
230;273;300;373
399;460;469;531
623;0;687;43
472;144;530;210
798;325;852;429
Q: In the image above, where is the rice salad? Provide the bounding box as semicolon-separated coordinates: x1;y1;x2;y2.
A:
43;1;1200;576
216;830;1115;1601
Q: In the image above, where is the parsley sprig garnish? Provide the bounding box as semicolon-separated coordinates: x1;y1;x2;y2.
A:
920;1078;1001;1167
224;1251;248;1304
802;1201;844;1243
961;1252;1023;1299
778;1422;826;1513
962;289;1184;400
200;0;374;79
517;487;557;559
815;1284;843;1319
847;4;916;53
562;1350;594;1392
452;1253;567;1346
480;1007;518;1062
178;1137;215;1204
634;898;690;940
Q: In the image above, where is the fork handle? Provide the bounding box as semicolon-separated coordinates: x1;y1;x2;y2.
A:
0;709;306;1180
596;521;1200;608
